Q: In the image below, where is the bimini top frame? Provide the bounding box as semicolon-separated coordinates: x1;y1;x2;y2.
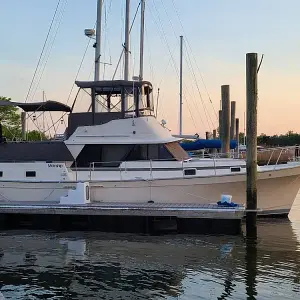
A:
0;99;71;112
75;80;154;124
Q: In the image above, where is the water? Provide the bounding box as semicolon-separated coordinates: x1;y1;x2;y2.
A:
1;200;300;300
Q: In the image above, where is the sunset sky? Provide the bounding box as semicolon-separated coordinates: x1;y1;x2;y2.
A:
0;0;299;137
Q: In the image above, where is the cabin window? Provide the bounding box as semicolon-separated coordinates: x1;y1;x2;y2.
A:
101;145;132;167
0;171;3;177
125;144;174;161
26;171;36;177
73;143;178;168
230;167;241;172
184;168;196;176
74;144;132;168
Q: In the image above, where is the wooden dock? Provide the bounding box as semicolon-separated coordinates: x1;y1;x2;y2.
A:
0;202;245;235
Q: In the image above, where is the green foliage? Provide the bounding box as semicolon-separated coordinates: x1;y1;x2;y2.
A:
0;96;21;139
239;132;245;144
257;131;300;146
0;96;48;141
26;130;48;141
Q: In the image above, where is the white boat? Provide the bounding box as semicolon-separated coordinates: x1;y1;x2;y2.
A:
0;1;299;216
0;79;300;216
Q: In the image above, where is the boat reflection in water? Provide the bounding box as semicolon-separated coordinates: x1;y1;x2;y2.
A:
0;220;300;299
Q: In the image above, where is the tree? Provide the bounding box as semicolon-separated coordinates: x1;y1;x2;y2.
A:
0;96;48;141
239;132;245;144
0;96;21;139
27;130;48;141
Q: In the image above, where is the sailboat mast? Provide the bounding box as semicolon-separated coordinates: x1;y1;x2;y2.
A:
124;0;130;81
139;0;145;81
179;35;183;135
94;0;103;83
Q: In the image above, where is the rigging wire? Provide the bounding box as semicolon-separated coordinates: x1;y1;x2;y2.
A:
30;0;68;102
155;88;160;117
157;0;212;131
112;1;141;80
144;25;155;85
102;0;113;79
52;21;96;134
170;0;218;121
183;42;215;131
148;0;203;131
24;0;67;137
184;96;198;131
25;0;62;103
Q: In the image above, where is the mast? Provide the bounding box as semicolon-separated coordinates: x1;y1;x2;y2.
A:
94;0;102;82
123;0;130;112
179;35;183;135
139;0;145;81
124;0;130;81
94;0;103;112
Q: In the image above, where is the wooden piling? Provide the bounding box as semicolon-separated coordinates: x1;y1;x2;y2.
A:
218;110;222;140
246;53;258;239
235;118;239;157
213;129;217;139
213;129;217;154
230;101;236;140
205;131;209;140
221;85;230;157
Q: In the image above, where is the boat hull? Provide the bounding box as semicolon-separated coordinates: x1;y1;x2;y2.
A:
90;165;300;216
0;165;299;216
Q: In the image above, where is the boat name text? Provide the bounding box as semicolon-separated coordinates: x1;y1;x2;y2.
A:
48;164;63;168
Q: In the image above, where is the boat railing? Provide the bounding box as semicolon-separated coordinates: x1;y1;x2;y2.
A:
87;156;238;181
81;146;300;181
211;145;298;166
86;159;184;180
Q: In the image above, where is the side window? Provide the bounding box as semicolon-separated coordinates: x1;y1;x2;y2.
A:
148;145;159;160
158;144;174;160
126;144;175;161
126;145;148;161
26;171;36;177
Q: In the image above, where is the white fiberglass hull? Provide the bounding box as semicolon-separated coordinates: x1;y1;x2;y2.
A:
0;182;72;203
0;164;299;216
89;165;300;216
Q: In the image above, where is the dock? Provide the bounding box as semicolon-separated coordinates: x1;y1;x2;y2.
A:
0;201;244;235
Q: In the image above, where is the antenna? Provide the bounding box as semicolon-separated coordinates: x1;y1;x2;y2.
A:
179;35;183;135
139;0;145;81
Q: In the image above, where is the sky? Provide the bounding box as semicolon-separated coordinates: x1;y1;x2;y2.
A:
0;0;299;137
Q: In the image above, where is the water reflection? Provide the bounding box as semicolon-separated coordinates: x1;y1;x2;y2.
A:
245;238;257;300
0;219;299;299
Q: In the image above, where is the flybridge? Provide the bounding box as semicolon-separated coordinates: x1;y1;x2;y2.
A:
74;80;154;120
66;80;156;137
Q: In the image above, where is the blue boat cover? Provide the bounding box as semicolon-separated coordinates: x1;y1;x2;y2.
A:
180;139;237;151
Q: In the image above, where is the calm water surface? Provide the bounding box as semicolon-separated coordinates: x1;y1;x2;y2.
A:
1;198;300;299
